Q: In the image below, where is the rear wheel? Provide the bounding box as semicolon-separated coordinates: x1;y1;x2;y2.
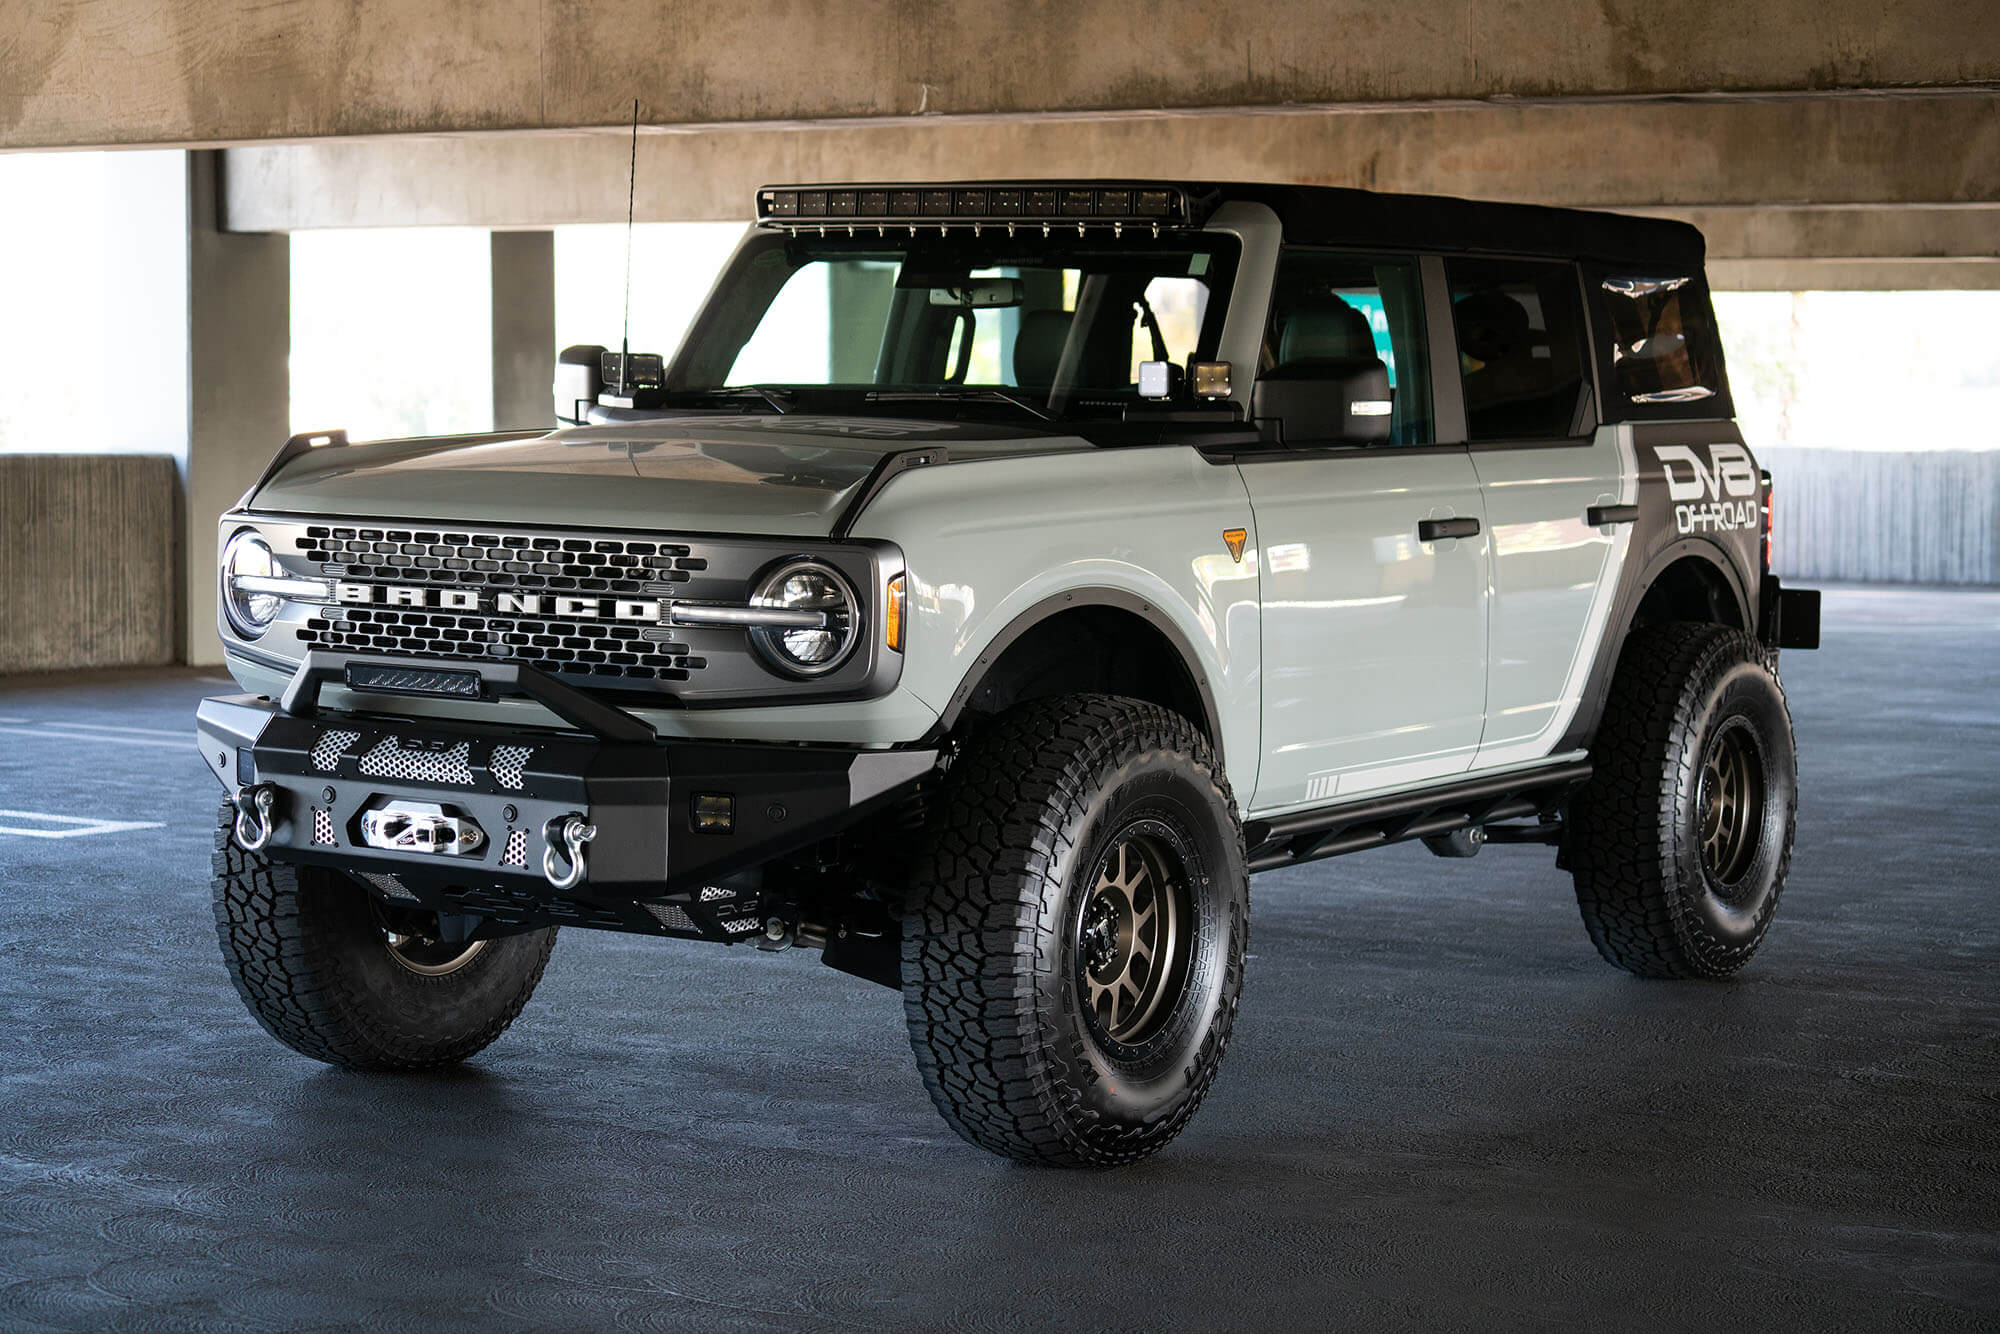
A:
1567;623;1797;979
901;696;1249;1167
211;803;556;1069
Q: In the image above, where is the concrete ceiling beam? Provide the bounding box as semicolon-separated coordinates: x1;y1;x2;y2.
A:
1707;258;1999;290
1648;206;2000;260
220;94;2000;233
4;0;1997;151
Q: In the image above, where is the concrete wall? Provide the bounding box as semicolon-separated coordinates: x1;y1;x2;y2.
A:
0;455;180;674
1760;447;2000;586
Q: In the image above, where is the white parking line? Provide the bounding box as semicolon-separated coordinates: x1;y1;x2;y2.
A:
0;809;164;839
0;726;193;750
0;715;29;724
38;720;195;740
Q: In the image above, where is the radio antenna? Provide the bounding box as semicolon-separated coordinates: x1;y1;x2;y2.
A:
617;97;640;397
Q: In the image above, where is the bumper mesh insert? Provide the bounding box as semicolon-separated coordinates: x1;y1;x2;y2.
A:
309;729;360;773
490;744;533;791
356;737;476;786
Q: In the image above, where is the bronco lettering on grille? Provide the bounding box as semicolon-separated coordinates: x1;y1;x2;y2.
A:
333;584;663;621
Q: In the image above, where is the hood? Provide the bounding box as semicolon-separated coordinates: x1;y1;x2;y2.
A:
249;415;1076;537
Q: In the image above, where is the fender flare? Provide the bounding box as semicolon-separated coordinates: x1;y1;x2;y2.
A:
931;586;1223;743
1630;537;1755;632
1557;536;1755;754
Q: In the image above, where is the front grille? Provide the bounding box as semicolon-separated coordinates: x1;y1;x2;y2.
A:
298;609;704;685
296;527;705;592
290;523;714;687
312;807;336;846
500;828;528;867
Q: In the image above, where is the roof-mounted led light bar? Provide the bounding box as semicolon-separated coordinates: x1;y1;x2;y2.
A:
755;183;1196;237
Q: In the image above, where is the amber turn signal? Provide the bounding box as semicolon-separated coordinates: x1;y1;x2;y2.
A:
885;574;906;652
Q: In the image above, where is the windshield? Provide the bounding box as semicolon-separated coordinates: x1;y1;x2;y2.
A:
666;231;1241;418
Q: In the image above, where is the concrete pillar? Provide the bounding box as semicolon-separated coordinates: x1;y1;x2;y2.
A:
491;231;555;431
185;151;289;666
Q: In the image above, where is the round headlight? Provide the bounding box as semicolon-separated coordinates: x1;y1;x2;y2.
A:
221;530;283;638
749;559;860;676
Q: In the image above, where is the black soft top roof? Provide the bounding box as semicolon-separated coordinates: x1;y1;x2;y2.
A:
756;179;1705;270
1211;182;1704;269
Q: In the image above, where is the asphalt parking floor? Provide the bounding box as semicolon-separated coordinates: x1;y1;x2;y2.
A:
1;586;1995;1330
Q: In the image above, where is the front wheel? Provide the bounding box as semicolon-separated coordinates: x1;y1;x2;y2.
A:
901;696;1249;1167
211;803;557;1069
1567;623;1798;979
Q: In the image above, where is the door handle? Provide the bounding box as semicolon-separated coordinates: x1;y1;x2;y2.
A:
1586;504;1640;526
1418;517;1481;542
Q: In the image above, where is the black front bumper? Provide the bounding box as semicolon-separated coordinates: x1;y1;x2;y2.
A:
197;654;936;941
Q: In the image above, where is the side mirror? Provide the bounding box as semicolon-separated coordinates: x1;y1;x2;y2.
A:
554;344;605;426
1251;358;1393;446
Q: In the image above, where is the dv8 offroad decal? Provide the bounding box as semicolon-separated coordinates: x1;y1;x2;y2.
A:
1652;442;1760;536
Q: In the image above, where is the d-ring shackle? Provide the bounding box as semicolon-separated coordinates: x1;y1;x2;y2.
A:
542;813;596;891
233;784;277;852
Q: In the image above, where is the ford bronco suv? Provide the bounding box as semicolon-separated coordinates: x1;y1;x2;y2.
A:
200;181;1821;1167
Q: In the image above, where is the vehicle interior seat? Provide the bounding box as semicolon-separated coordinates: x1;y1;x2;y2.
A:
1454;287;1581;438
1012;308;1074;387
1277;300;1380;366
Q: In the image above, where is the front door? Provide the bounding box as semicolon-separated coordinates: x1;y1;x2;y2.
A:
1242;252;1489;813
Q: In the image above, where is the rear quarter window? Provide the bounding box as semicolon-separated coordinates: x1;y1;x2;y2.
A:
1594;272;1732;419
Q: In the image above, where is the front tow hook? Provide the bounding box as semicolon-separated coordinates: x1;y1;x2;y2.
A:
542;813;596;891
233;784;278;852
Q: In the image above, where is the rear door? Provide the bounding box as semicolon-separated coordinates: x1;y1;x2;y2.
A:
1240;251;1490;812
1442;256;1634;770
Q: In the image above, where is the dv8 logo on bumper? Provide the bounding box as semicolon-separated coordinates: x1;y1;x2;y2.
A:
1654;443;1760;535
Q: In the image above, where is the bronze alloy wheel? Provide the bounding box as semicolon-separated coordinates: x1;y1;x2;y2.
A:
370;900;488;977
1699;717;1767;891
1075;820;1195;1047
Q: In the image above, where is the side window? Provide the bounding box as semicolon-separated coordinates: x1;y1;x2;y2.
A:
1596;274;1726;413
1262;252;1431;445
1446;258;1591;440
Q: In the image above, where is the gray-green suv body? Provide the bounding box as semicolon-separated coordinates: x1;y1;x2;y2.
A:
199;180;1820;1165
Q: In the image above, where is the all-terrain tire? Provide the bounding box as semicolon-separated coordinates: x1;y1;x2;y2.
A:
211;803;557;1069
901;696;1249;1167
1567;623;1797;979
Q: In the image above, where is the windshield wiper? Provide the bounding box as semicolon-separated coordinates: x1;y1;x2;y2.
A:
664;386;795;414
865;388;1055;422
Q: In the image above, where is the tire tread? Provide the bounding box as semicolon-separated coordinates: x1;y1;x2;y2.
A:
901;695;1246;1167
1568;623;1795;979
211;804;554;1070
